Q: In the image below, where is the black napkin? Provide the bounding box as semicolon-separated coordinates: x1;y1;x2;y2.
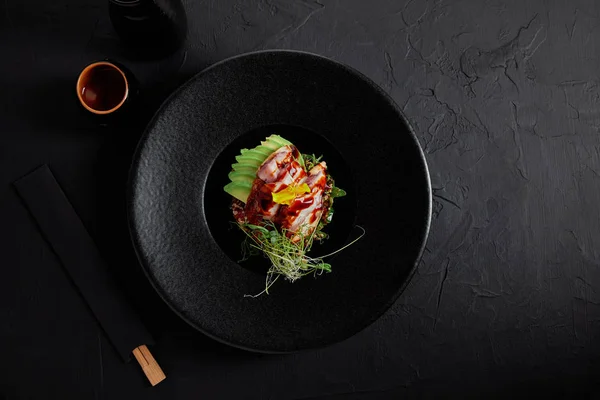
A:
14;164;154;361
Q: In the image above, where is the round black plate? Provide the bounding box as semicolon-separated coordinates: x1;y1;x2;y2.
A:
129;50;431;353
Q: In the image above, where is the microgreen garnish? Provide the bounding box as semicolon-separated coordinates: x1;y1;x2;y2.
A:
240;220;365;297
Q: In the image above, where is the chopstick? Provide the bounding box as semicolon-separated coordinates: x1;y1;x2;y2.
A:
132;345;166;386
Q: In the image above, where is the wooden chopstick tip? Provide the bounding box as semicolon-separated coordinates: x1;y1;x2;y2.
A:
132;345;166;386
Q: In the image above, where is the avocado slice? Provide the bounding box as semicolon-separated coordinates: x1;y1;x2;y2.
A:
224;181;252;203
231;165;258;174
267;134;291;147
261;135;291;151
228;171;255;185
240;149;268;162
253;145;274;156
260;140;280;151
235;155;262;166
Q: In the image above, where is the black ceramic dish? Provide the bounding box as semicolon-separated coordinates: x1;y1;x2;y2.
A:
128;50;432;353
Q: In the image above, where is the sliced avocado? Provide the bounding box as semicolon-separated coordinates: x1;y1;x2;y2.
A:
225;135;295;203
235;155;262;166
231;164;258;174
224;182;252;203
232;161;257;169
228;171;255;185
240;147;267;155
241;148;270;158
252;145;273;156
261;140;281;151
266;134;292;147
242;149;268;162
261;135;291;151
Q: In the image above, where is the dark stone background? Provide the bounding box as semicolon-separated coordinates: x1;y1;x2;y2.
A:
2;0;600;398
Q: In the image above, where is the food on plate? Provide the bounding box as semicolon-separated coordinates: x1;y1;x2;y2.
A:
223;135;355;294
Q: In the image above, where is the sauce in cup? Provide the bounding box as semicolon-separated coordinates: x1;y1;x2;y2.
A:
76;61;129;115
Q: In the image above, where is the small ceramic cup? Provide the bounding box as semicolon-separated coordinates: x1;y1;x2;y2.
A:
76;61;130;115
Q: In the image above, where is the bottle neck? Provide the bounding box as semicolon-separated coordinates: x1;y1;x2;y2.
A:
109;0;142;5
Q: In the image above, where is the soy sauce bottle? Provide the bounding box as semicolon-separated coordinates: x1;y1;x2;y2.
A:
109;0;187;59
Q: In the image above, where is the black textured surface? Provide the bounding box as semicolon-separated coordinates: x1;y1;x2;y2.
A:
129;50;431;352
2;0;600;398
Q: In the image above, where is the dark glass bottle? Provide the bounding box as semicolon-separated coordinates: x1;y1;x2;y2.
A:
108;0;187;59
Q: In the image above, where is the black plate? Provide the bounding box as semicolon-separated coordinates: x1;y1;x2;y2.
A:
128;50;431;353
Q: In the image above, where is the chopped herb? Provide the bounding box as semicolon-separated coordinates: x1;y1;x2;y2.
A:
303;153;323;170
330;186;347;198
